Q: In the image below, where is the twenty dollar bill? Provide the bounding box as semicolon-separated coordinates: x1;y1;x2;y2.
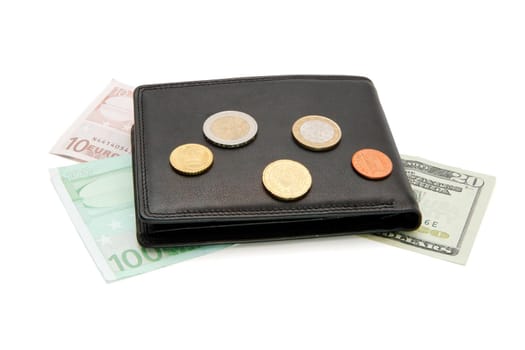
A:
50;80;134;162
368;155;495;264
50;155;229;282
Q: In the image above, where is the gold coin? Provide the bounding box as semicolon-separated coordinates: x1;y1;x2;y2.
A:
169;143;213;175
351;148;393;180
262;159;312;201
292;115;342;151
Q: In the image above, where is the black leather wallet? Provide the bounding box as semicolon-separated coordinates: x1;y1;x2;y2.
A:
132;75;421;247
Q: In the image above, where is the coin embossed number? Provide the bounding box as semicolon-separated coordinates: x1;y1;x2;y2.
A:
169;143;214;176
262;159;312;201
351;148;393;180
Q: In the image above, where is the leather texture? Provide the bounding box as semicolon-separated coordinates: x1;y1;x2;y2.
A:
132;75;421;247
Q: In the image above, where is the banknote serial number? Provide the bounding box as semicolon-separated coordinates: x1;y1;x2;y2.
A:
92;137;129;152
108;246;197;271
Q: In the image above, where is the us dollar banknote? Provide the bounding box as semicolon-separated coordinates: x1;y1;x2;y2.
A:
50;80;134;162
367;155;495;264
50;155;229;282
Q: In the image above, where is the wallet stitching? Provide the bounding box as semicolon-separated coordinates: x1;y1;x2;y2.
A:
136;75;371;93
142;203;394;218
137;75;391;219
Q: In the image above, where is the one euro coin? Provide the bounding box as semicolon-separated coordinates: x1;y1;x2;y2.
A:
292;115;342;151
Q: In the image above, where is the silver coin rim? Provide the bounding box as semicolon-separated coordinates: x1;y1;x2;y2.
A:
203;110;258;147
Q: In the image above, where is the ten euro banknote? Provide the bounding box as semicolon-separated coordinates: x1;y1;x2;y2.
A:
50;155;229;282
367;155;495;264
50;80;134;162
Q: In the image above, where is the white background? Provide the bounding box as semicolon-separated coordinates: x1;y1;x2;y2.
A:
1;1;524;349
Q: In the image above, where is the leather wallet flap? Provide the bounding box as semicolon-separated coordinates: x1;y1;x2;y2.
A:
131;75;421;246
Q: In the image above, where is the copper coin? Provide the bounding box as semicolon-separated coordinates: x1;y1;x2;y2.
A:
351;148;393;180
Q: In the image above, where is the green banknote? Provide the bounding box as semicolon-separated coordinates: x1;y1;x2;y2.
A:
50;155;230;282
367;155;495;264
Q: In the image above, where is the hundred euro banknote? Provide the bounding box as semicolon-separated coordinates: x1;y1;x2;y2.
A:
50;80;134;162
50;154;229;282
367;155;495;264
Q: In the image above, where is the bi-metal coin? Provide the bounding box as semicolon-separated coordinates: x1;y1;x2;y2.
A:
169;143;214;176
292;115;342;151
203;110;258;148
351;148;393;180
262;159;312;201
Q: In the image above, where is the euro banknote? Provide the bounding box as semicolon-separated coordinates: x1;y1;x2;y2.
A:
50;152;494;280
50;80;134;162
50;155;229;282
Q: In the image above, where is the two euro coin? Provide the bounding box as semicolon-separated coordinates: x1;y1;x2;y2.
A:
203;110;258;148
